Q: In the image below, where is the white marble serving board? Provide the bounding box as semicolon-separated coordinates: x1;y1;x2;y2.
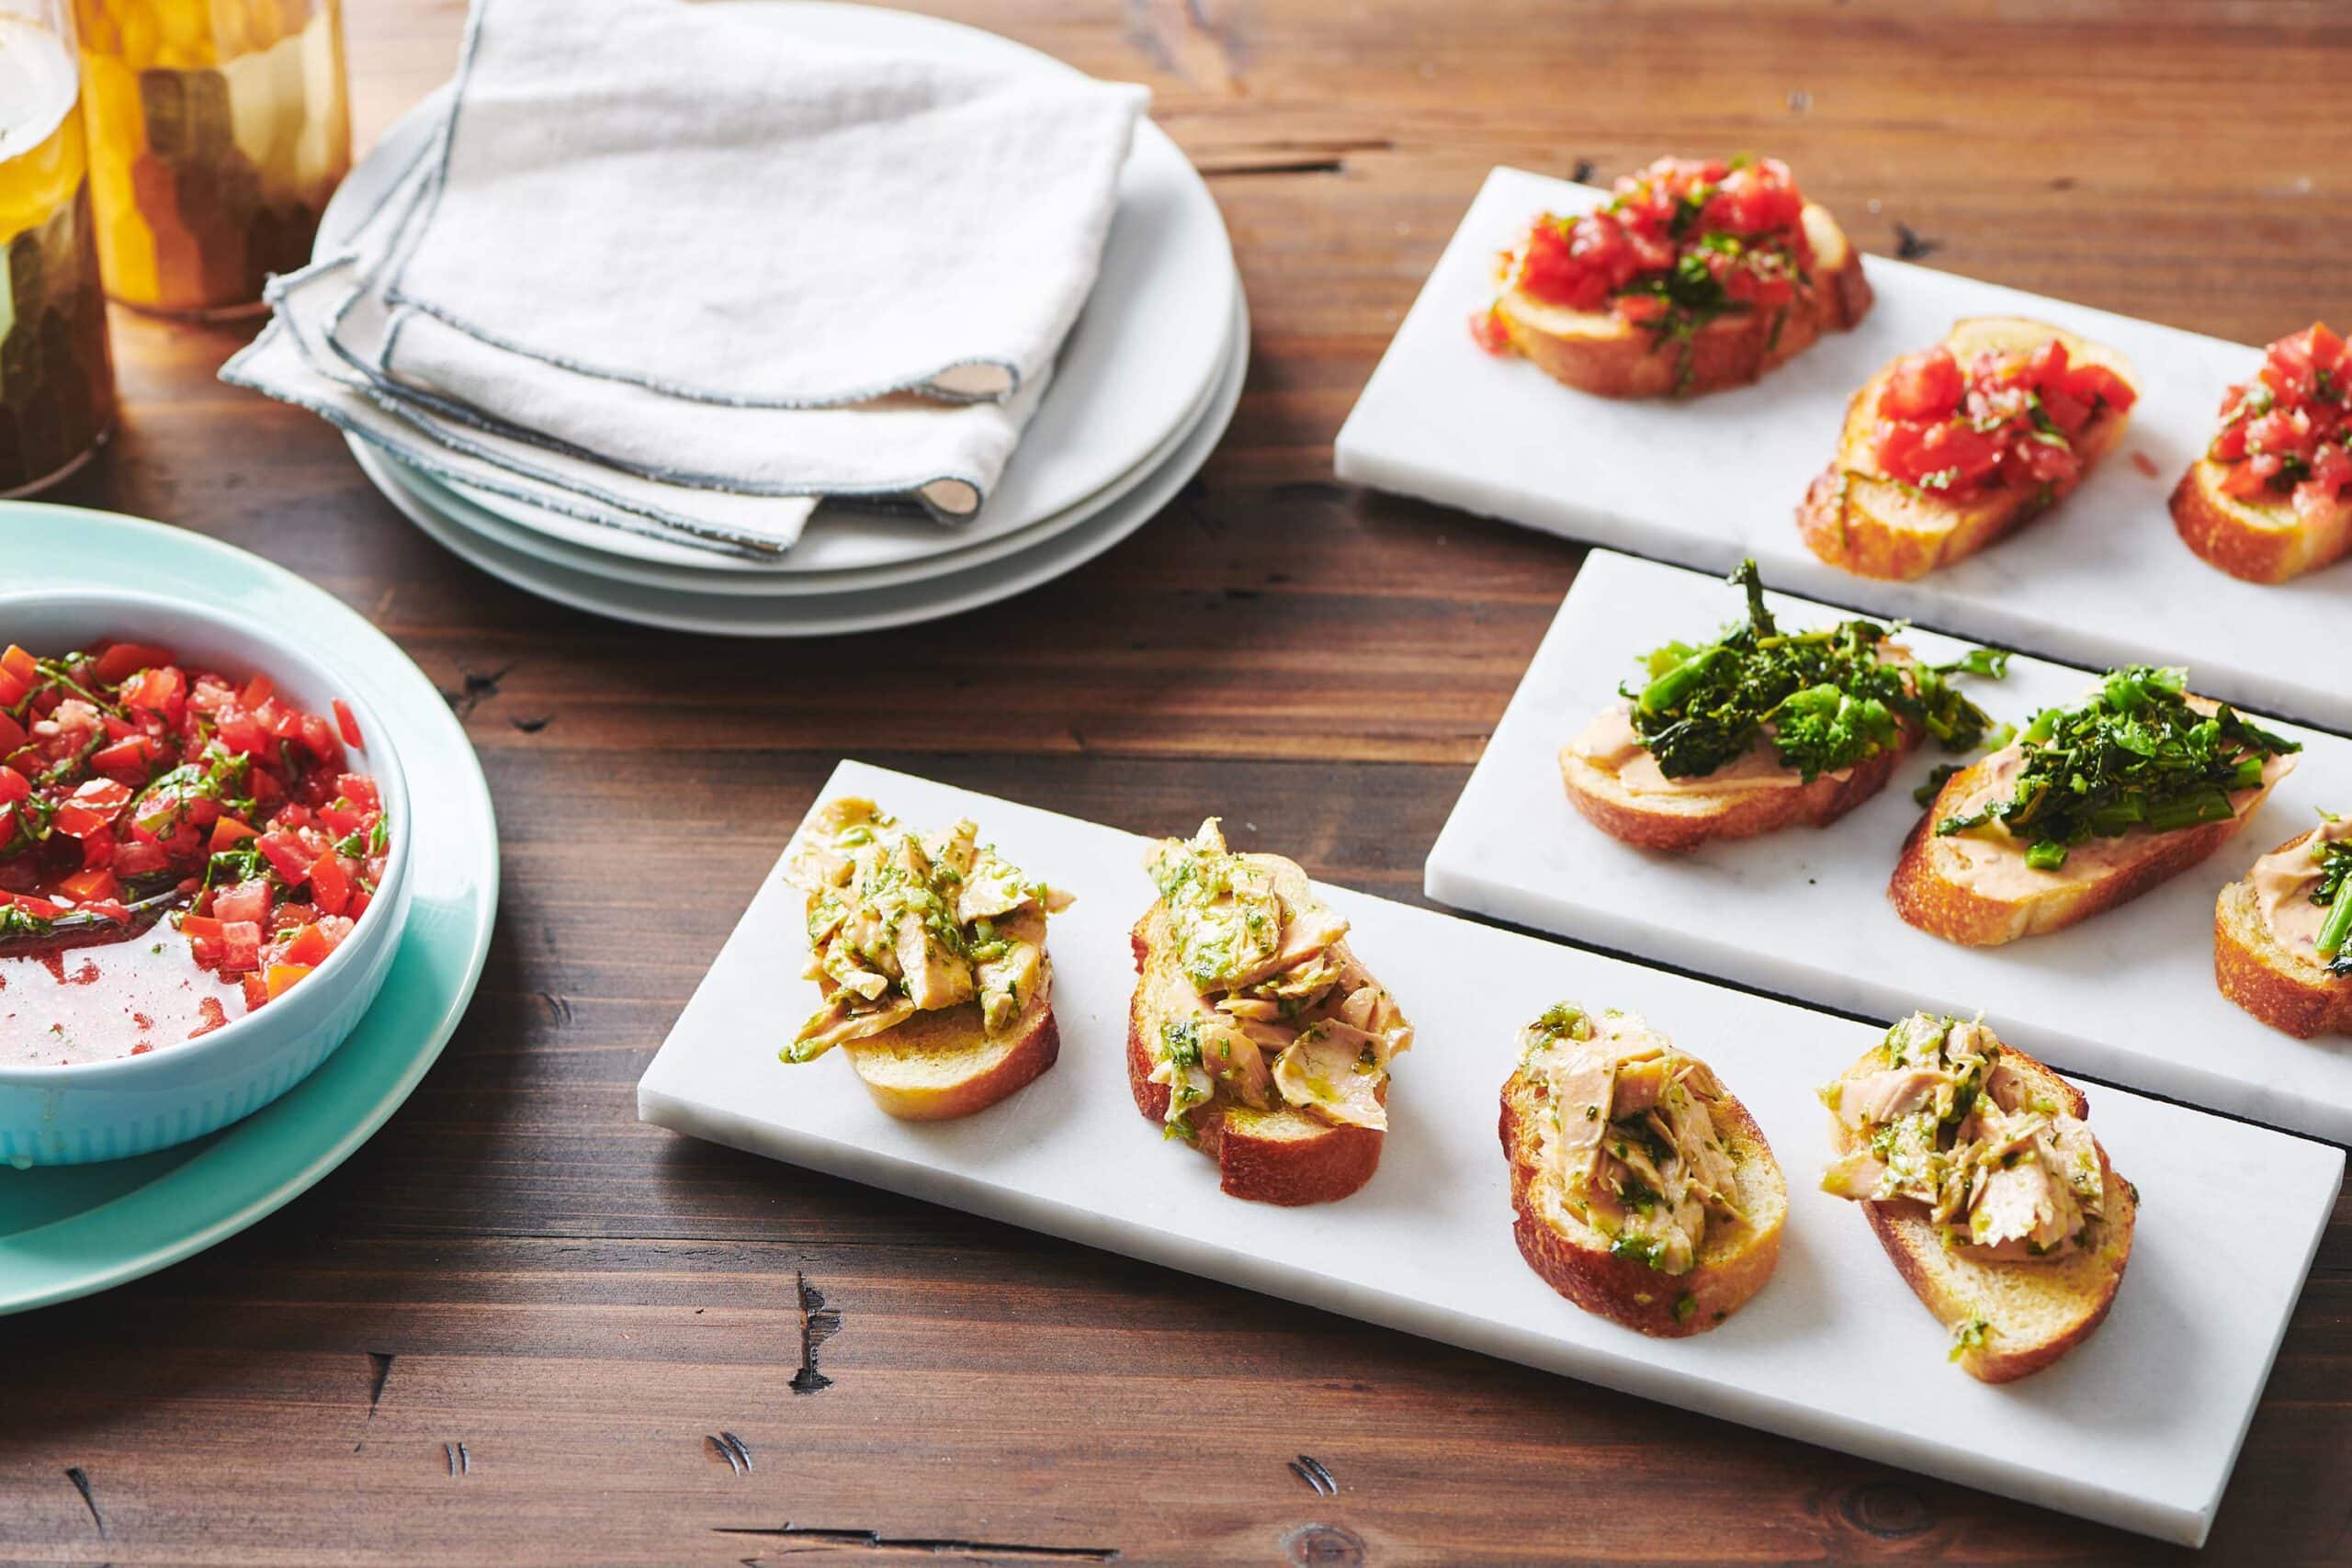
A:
639;759;2340;1547
1427;549;2352;1144
1333;165;2351;734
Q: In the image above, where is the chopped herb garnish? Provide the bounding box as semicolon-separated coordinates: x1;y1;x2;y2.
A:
1609;1233;1668;1270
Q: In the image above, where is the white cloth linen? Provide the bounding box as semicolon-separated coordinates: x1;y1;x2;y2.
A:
222;0;1145;554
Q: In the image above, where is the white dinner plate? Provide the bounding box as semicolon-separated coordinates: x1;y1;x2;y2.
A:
359;292;1248;635
391;301;1238;597
323;0;1238;580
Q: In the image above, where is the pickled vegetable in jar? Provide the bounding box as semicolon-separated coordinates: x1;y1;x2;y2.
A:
73;0;350;317
0;10;118;495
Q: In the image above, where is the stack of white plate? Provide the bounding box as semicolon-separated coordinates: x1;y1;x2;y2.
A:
329;4;1247;637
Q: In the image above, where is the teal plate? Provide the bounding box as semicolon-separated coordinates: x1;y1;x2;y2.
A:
0;502;498;1314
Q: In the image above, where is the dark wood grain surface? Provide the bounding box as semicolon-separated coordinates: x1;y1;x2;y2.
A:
6;1;2349;1563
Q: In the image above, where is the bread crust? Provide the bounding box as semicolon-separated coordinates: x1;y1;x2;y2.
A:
1495;202;1868;400
1798;318;2136;581
1559;729;1912;853
1498;1055;1784;1337
843;980;1061;1121
1890;756;2274;945
2213;829;2352;1038
2171;459;2352;585
1125;904;1387;1207
1828;1042;2134;1383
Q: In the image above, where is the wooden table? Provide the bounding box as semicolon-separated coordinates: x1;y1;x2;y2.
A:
6;2;2347;1562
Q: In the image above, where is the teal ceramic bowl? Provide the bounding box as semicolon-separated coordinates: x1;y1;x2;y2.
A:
0;591;413;1166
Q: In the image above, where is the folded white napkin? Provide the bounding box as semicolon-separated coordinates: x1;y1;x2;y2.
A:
223;0;1146;555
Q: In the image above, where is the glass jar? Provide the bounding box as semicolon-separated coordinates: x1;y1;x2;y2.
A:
0;0;117;496
72;0;350;317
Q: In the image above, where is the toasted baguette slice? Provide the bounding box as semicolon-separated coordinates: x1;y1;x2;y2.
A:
1560;725;1915;853
2171;459;2352;584
1891;744;2288;945
1495;203;1870;400
1826;1039;2135;1382
1126;853;1387;1206
1798;318;2138;581
843;967;1060;1120
2214;829;2352;1038
1498;1032;1785;1337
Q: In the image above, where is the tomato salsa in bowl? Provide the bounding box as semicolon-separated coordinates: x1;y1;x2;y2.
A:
0;591;412;1166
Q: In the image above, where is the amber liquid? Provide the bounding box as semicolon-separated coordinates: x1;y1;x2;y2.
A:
0;18;116;496
73;0;350;316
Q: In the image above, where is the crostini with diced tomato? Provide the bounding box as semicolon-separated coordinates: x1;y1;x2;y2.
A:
2172;322;2352;584
1798;318;2140;581
1474;155;1871;400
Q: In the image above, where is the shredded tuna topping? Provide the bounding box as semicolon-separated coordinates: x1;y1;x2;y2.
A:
1515;1004;1746;1276
1144;819;1412;1140
1819;1013;2105;1263
782;798;1071;1062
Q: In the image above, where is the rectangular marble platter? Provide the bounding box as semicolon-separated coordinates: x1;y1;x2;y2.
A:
1427;548;2352;1144
639;759;2341;1547
1332;164;2351;735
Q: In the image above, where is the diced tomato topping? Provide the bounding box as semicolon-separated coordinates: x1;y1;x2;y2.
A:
90;734;162;777
1872;333;2133;500
2203;321;2352;514
90;642;174;684
121;664;187;720
111;840;173;877
221;920;263;974
1878;348;1966;420
263;964;314;999
256;832;313;885
309;852;353;916
277;923;334;967
298;713;341;765
1468;306;1514;355
53;778;132;838
56;866;120;903
212;879;274;927
5;638;392;1049
1505;155;1815;329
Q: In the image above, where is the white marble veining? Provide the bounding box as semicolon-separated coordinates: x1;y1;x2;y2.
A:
641;759;2341;1547
1427;548;2352;1144
1334;166;2349;731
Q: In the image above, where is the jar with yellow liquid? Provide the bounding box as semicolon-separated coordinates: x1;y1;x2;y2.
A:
73;0;349;317
0;1;117;496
